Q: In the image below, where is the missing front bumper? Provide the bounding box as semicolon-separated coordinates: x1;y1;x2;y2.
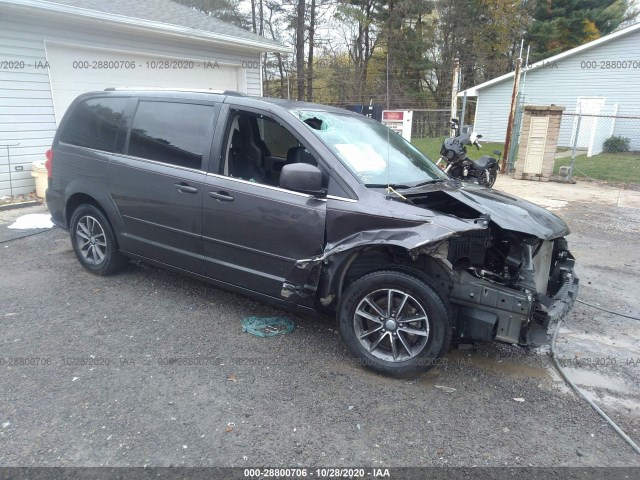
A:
528;272;580;346
450;269;579;345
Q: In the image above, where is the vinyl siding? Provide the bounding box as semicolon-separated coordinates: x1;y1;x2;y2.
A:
0;10;264;196
472;28;640;150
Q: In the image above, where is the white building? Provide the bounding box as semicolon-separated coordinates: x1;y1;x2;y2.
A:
459;22;640;152
0;0;288;196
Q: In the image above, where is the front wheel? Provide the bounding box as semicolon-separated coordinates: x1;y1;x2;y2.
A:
69;204;127;275
337;270;451;378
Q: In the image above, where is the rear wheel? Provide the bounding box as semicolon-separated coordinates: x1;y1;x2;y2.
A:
337;270;451;378
69;204;127;275
480;168;497;188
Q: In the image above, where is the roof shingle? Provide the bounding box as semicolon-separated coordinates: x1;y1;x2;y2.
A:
39;0;286;50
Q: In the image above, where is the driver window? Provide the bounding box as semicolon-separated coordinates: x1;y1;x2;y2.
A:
223;112;318;188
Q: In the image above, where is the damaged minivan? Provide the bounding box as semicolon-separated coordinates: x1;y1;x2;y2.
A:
46;90;579;377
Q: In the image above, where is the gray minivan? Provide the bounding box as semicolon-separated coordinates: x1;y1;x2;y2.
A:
46;89;578;377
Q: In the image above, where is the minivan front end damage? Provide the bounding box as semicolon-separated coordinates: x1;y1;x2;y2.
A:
447;238;578;344
444;226;578;344
282;210;578;347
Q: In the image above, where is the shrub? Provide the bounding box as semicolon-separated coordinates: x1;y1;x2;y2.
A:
603;135;630;153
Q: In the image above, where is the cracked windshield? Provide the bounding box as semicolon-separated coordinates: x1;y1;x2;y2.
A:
298;111;447;187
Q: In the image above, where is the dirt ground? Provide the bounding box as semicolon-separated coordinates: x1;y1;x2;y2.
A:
0;176;639;468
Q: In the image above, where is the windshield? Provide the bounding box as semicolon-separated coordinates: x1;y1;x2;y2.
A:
297;110;447;187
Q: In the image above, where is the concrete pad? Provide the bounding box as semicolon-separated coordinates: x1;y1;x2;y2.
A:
618;190;640;209
494;175;640;210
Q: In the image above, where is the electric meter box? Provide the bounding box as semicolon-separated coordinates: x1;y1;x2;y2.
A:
381;110;413;142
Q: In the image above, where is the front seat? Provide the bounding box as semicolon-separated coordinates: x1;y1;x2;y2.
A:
237;117;268;182
229;129;265;182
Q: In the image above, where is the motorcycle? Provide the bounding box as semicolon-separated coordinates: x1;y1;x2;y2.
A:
435;118;501;188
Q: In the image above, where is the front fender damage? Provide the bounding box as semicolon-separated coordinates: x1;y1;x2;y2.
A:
280;216;489;302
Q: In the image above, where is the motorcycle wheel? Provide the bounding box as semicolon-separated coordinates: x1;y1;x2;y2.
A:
480;169;497;188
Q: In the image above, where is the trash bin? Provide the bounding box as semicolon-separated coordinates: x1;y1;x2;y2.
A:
31;160;48;199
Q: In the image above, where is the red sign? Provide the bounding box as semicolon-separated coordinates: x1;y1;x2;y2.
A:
383;111;404;121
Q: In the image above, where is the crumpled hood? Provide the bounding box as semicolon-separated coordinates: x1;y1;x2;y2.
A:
410;183;570;240
446;185;569;239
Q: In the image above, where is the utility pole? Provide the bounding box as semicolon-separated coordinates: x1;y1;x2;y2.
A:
450;57;460;137
502;41;524;173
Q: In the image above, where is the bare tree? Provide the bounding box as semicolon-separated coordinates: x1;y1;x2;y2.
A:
259;0;264;35
264;1;288;98
306;0;316;101
250;0;257;32
336;0;382;104
295;0;306;100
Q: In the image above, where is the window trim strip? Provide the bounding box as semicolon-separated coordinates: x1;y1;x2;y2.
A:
204;172;357;202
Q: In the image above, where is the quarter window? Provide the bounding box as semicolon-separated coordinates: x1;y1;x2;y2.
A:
59;97;128;152
128;101;215;170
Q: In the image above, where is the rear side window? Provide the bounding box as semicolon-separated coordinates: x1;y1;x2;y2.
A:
59;97;128;152
128;101;215;170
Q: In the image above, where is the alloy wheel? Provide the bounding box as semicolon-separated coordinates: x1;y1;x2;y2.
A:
75;215;107;265
353;288;430;362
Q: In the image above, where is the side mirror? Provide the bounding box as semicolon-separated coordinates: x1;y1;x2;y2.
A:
279;163;326;197
493;150;502;156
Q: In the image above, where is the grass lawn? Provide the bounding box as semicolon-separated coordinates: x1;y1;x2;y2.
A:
412;136;505;163
553;151;640;184
414;136;640;185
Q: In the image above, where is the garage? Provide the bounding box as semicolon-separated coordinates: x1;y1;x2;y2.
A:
45;42;242;123
0;0;288;197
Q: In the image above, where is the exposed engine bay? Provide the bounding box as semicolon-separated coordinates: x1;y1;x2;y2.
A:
410;190;578;345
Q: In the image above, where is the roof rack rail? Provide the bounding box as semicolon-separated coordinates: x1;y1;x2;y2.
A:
103;87;245;96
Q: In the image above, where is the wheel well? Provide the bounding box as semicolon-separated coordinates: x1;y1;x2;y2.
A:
65;193;103;228
341;247;395;293
337;246;452;303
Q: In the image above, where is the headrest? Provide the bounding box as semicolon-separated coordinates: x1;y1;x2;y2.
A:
238;116;259;139
286;146;315;165
231;129;243;148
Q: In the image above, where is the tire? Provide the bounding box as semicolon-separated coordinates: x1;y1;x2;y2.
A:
337;270;451;378
488;167;498;188
69;204;127;275
479;168;497;188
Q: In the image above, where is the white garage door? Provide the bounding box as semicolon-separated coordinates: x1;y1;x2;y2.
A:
45;42;242;123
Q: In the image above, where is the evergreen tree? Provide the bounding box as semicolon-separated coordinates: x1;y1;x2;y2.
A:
381;0;435;108
528;0;633;60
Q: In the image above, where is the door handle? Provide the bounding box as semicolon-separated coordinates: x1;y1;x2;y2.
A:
175;183;198;194
208;191;234;202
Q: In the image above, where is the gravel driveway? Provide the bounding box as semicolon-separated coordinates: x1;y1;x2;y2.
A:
1;181;639;468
